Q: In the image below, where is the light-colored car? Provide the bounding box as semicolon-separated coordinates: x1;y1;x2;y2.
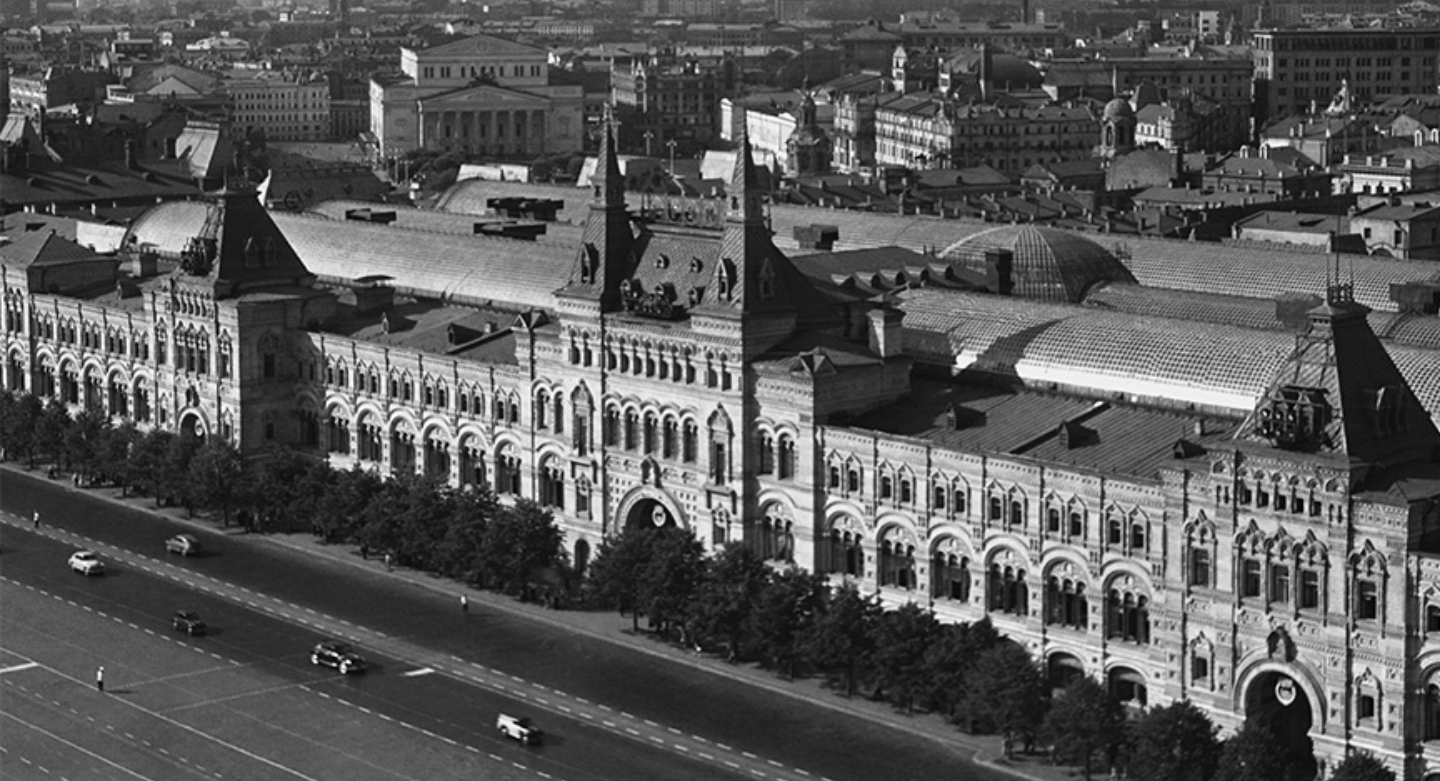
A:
165;534;201;556
69;550;104;576
311;641;366;674
496;714;543;745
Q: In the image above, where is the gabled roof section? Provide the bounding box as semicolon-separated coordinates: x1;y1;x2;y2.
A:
0;228;98;269
415;33;544;60
171;187;315;299
692;132;811;319
1235;282;1440;470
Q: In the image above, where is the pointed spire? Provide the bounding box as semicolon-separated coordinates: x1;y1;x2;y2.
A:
728;130;762;226
592;103;624;207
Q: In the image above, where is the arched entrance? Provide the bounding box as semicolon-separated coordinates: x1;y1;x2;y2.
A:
1108;666;1148;715
625;497;679;532
1244;669;1317;781
1048;652;1084;692
178;410;207;442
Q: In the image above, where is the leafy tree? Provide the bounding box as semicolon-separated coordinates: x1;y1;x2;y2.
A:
1328;752;1395;781
98;421;139;494
35;399;72;467
249;443;316;531
65;407;109;481
748;567;828;679
690;543;771;661
1126;700;1222;781
434;486;497;582
475;498;563;591
314;465;380;542
804;584;882;698
958;640;1048;750
585;526;658;629
1;392;43;465
1214;718;1307;781
868;602;941;713
638;527;705;639
187;438;250;525
1043;676;1125;779
127;429;173;502
920;617;1001;723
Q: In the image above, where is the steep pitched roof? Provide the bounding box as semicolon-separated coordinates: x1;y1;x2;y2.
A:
170;188;315;299
1234;284;1440;470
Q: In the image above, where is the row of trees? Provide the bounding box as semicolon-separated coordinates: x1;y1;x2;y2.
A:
0;391;567;594
583;525;1397;781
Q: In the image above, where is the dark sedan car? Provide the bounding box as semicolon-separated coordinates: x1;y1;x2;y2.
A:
172;610;207;635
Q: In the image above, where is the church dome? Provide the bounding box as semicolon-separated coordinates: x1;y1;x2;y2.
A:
1103;97;1135;121
938;225;1137;303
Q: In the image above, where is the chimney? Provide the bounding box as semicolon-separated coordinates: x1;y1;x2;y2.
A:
867;306;905;359
985;247;1014;295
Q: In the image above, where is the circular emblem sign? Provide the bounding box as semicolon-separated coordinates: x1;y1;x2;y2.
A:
1275;678;1297;706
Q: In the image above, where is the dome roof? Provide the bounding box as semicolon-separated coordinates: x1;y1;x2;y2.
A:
1103;97;1135;121
938;225;1137;303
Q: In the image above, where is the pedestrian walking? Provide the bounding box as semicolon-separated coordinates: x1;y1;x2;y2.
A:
460;594;468;613
96;666;104;692
32;510;40;529
384;553;392;572
360;543;369;560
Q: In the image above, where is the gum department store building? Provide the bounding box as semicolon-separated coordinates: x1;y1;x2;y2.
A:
6;125;1440;779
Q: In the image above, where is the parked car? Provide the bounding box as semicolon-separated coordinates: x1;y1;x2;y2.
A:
69;550;104;575
311;641;365;674
496;714;543;745
165;534;201;556
172;610;207;635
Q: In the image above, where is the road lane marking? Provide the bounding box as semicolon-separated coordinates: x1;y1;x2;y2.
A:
400;667;435;677
0;711;159;781
0;662;39;675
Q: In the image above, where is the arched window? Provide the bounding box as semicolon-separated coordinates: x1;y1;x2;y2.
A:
1045;577;1088;630
496;443;522;495
932;547;969;602
777;436;795;480
539;457;565;510
758;432;775;475
535;390;549;429
1106;583;1150;644
987;564;1028;616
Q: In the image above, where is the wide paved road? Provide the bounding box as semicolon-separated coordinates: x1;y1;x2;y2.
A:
1;468;1001;781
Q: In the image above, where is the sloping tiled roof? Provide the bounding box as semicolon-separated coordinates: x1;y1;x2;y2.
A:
0;228;98;268
416;33;544;59
0;161;200;211
123;200;573;311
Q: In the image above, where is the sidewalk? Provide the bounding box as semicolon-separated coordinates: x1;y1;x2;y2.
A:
10;464;1079;781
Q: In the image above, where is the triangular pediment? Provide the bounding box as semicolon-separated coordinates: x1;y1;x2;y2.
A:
417;34;544;60
418;84;549;108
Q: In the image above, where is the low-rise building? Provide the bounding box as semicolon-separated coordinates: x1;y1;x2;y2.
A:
227;70;331;142
611;51;739;153
1350;202;1440;260
1335;147;1440;196
873;95;1097;176
1202;147;1332;200
1260;116;1381;169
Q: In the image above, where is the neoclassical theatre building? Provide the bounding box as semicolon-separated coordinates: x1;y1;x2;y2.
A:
5;126;1440;780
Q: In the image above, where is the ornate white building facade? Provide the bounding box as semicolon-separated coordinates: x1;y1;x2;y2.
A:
5;126;1440;781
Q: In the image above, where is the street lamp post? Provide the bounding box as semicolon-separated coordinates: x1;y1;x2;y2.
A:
666;139;677;176
643;130;654;157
